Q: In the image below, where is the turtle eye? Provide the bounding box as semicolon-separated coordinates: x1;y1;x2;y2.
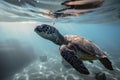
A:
46;26;49;29
45;29;47;31
47;26;51;30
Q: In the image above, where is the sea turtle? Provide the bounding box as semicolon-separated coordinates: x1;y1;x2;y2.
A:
34;24;113;75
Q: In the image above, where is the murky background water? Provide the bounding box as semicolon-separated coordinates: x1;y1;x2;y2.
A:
0;0;120;80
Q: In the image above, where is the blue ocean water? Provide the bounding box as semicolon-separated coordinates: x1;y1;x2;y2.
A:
0;0;120;80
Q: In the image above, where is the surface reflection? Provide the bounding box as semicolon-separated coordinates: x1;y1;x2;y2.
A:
55;0;104;17
3;0;104;19
39;0;104;18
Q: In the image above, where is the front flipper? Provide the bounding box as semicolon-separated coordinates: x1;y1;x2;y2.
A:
60;45;90;75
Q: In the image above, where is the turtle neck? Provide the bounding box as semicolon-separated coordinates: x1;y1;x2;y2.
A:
53;33;69;46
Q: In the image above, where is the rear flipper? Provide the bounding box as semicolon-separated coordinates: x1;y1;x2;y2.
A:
99;58;113;70
60;45;90;75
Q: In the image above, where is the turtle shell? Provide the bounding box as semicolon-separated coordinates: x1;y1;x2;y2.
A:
64;35;107;60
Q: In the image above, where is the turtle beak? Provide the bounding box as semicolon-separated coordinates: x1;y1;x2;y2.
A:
34;26;42;33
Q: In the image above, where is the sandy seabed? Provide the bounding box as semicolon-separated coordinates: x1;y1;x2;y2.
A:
13;57;120;80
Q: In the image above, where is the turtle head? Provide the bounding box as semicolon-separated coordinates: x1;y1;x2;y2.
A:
34;24;67;45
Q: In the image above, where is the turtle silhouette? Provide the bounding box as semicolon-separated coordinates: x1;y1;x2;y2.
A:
34;24;113;75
